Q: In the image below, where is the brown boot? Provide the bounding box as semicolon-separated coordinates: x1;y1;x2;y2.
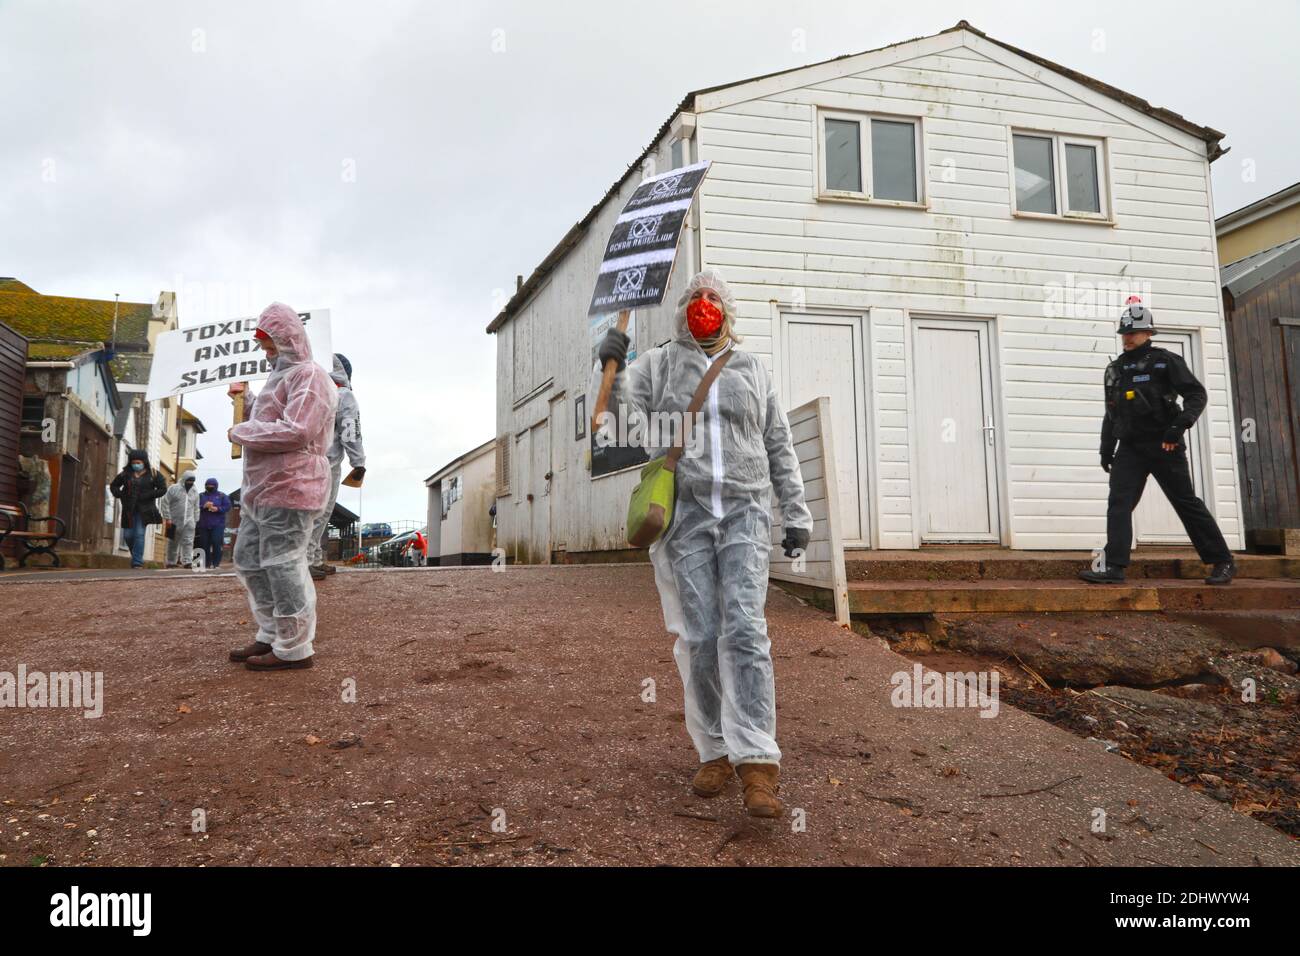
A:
229;641;272;662
737;763;784;818
245;651;313;671
691;757;734;798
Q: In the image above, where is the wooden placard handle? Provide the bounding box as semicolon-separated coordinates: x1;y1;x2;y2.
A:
230;390;245;460
590;310;630;435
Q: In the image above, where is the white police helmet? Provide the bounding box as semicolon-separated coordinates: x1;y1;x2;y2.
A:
1118;297;1156;334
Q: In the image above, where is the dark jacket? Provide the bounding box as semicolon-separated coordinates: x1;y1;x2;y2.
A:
1101;342;1206;453
197;485;232;530
109;450;168;528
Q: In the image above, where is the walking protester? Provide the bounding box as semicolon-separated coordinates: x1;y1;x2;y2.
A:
592;268;812;818
161;469;200;567
196;478;232;569
226;303;338;672
109;449;167;569
308;353;366;580
1080;299;1236;586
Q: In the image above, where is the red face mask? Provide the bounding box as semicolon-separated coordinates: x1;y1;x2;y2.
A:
687;298;724;340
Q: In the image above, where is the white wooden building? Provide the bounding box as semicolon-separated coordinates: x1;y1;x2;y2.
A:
424;438;497;565
489;21;1241;563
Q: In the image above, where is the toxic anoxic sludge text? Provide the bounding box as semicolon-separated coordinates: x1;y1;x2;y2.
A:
146;310;327;400
175;358;273;390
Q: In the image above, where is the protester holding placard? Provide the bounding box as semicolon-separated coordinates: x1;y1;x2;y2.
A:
592;268;812;818
226;303;338;672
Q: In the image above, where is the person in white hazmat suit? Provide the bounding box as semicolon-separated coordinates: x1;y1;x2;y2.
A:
592;268;812;818
226;303;338;671
161;470;200;567
308;354;366;580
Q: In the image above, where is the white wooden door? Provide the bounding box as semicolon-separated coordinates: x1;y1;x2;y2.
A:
513;431;528;564
912;319;1001;542
549;395;566;554
1133;332;1204;545
531;420;551;563
784;314;869;544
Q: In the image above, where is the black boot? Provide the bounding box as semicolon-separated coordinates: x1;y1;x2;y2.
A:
1079;566;1126;584
1205;561;1236;586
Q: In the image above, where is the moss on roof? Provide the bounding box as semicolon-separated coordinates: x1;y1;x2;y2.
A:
26;341;100;361
0;289;153;351
0;278;38;294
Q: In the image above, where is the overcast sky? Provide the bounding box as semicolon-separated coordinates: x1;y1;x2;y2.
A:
2;0;1296;526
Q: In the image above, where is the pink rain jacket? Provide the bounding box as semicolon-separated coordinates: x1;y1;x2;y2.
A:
230;303;338;512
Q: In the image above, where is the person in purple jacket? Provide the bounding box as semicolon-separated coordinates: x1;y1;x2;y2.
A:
196;478;232;569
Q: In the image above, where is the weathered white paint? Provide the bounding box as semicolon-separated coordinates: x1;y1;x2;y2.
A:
493;26;1241;560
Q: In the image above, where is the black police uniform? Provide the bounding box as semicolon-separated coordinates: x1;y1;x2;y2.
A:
1099;340;1231;569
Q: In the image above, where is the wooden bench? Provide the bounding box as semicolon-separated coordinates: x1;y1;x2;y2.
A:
0;502;66;570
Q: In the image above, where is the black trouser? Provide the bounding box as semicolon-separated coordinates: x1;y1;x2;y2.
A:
196;526;224;569
1104;439;1232;568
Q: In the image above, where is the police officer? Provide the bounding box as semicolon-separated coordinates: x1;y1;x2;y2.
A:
1080;300;1235;585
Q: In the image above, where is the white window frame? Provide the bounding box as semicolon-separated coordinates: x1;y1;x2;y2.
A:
1008;129;1112;223
816;108;925;207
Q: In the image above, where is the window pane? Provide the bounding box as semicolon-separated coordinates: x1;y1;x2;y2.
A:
1065;143;1101;213
824;118;862;192
1013;134;1056;214
670;138;683;170
871;119;917;201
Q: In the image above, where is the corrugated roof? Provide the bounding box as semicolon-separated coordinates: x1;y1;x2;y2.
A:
1222;236;1300;299
487;20;1227;334
109;350;154;386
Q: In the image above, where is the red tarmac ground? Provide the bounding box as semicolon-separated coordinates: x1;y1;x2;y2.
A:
0;564;1295;866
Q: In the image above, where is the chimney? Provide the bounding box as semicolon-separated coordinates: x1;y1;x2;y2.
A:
516;275;523;292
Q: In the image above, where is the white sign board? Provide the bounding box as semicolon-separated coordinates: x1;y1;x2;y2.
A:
145;310;332;401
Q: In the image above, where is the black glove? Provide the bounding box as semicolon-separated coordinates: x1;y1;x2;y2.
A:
782;527;810;558
598;329;630;371
1162;426;1184;449
1100;452;1113;473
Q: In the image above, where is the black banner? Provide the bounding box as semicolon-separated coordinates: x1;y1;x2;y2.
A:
586;161;711;316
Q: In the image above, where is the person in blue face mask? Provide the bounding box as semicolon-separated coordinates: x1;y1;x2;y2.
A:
109;449;168;568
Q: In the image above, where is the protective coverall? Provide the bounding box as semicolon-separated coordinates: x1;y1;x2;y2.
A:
230;303;338;662
308;354;366;568
590;269;812;768
161;469;200;566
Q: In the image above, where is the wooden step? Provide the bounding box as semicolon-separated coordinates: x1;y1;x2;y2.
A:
844;578;1300;614
843;550;1300;582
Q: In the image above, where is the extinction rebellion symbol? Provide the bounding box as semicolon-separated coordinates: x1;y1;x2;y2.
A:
614;266;647;294
629;215;663;240
649;174;683;198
